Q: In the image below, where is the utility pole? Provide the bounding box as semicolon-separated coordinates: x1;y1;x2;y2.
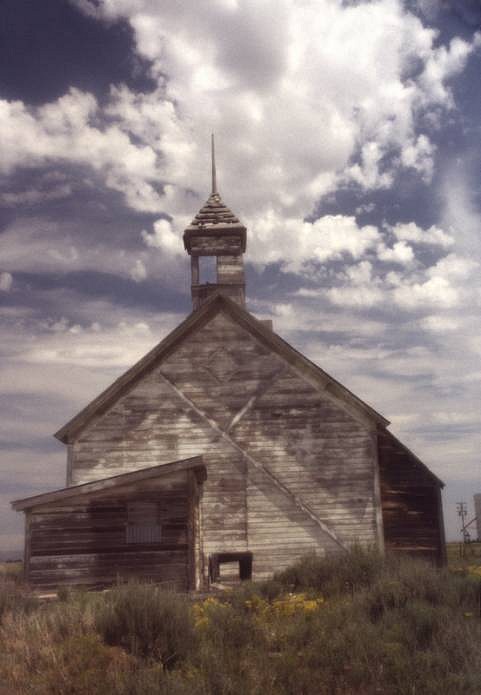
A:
457;502;470;544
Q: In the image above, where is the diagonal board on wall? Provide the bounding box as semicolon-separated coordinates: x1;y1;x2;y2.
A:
158;369;347;551
161;317;285;431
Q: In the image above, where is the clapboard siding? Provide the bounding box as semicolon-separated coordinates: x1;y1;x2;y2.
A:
378;429;444;565
69;310;379;583
25;471;195;590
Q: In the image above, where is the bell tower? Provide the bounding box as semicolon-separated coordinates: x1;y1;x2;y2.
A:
183;136;247;310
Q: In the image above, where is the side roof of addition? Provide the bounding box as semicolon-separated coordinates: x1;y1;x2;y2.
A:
11;456;206;511
55;292;389;445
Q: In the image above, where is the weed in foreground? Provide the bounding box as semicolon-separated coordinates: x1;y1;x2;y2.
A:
95;581;196;667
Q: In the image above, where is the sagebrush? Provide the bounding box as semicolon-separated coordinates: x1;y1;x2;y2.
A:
1;548;480;695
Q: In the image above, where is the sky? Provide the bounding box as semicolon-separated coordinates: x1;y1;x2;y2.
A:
1;0;481;555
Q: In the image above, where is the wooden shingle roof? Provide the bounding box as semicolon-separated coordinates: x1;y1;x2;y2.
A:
189;192;241;227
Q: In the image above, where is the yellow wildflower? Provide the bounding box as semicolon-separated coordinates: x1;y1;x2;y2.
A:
467;565;481;577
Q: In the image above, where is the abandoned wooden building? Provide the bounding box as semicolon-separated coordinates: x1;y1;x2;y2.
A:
12;150;446;591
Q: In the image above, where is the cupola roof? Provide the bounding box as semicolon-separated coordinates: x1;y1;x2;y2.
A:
183;134;246;253
189;192;241;227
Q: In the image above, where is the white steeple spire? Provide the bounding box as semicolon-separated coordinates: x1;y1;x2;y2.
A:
211;133;217;195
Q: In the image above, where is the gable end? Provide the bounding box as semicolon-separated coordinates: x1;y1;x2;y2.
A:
55;293;388;444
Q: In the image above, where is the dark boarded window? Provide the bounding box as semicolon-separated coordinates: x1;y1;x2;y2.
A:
126;501;162;544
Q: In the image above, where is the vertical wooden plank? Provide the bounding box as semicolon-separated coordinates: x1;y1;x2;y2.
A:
23;512;31;584
26;473;193;590
372;429;385;553
187;470;196;591
436;486;447;566
191;256;199;285
197;477;206;590
63;308;388;583
378;429;443;563
66;444;73;486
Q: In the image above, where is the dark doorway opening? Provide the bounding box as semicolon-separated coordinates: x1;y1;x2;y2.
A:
209;551;253;583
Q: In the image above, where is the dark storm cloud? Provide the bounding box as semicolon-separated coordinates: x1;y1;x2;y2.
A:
0;0;155;105
11;270;190;316
414;0;481;38
0;165;157;237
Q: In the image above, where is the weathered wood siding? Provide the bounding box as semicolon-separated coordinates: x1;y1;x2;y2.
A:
378;429;445;565
26;471;194;591
70;309;378;583
238;370;377;577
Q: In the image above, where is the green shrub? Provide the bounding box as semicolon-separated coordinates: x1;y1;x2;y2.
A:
196;596;258;650
256;578;285;601
264;585;481;695
366;557;481;621
222;578;283;614
275;544;385;595
95;582;195;667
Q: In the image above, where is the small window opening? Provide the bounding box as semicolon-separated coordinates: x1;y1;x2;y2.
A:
199;256;217;284
126;501;162;544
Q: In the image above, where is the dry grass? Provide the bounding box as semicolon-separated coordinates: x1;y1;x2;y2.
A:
1;549;481;694
0;561;23;581
447;541;481;569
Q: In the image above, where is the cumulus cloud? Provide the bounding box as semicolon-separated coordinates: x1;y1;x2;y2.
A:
1;0;481;546
130;258;147;282
400;134;436;182
417;34;481;108
392;221;454;248
377;240;415;264
0;89;162;213
327;283;384;309
325;260;383;308
250;214;380;273
431;253;478;279
0;0;477;272
392;274;459;309
311;239;476;312
419;314;460;332
388;252;477;310
0;272;13;292
141;218;184;255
